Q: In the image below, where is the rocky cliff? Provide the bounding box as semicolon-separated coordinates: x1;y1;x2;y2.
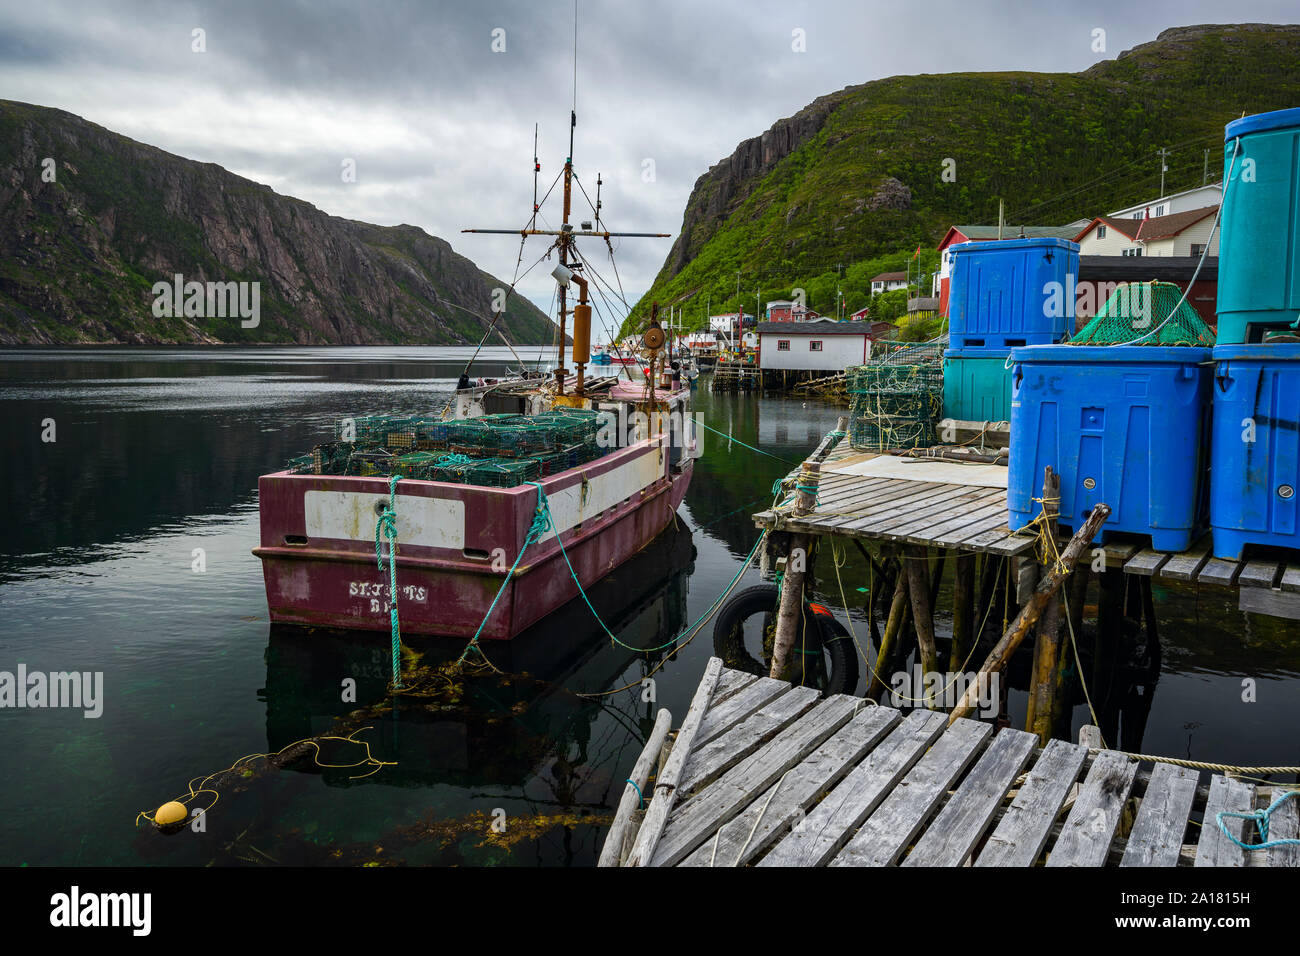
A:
0;100;557;345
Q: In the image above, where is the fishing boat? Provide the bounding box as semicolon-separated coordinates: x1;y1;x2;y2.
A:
590;346;638;367
253;36;697;641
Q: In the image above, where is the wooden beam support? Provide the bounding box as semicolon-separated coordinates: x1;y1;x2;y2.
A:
949;503;1111;723
770;462;820;679
1027;467;1062;744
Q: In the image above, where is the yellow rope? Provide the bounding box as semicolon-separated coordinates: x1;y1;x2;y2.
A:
135;726;395;828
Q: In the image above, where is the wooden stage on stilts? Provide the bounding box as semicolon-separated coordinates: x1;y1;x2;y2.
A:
601;659;1300;868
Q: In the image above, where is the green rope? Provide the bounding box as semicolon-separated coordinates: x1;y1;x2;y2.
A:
455;480;553;664
696;421;798;465
374;474;403;689
1217;789;1300;852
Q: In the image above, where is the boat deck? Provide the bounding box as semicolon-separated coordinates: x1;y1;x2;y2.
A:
752;442;1300;594
606;659;1300;868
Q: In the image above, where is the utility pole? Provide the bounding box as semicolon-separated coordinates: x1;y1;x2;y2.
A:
1203;148;1211;186
997;199;1005;240
1157;147;1171;198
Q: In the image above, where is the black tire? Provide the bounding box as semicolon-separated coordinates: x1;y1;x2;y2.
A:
712;585;858;696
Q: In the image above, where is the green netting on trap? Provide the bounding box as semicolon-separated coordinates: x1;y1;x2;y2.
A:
1069;281;1215;346
291;408;612;488
871;339;947;366
845;363;943;452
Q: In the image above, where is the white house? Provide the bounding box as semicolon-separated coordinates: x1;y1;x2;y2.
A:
869;272;909;295
757;319;873;372
1073;206;1220;258
1108;183;1221;222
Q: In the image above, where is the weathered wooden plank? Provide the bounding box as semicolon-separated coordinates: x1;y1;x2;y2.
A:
828;485;971;536
677;705;903;868
1238;587;1300;621
1282;565;1300;593
808;480;953;528
677;685;821;795
1195;774;1255;867
1158;537;1213;582
1124;549;1170;577
1046;750;1139;867
758;710;947;867
711;667;758;705
830;718;994;867
598;707;673;867
1120;762;1199;867
694;676;788;747
1197;557;1243;588
976;739;1089;867
1264;789;1300;868
1237;560;1283;590
932;508;1012;548
985;530;1038;556
902;728;1037;867
898;497;1008;547
624;657;722;867
1103;542;1139;565
654;697;875;867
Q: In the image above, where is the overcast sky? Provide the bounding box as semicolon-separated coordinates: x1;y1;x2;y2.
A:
2;0;1297;322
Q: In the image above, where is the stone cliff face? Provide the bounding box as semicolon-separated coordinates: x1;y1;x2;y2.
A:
0;100;557;345
665;88;855;278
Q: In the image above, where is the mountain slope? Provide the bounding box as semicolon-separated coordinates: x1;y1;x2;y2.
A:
627;23;1300;331
0;100;557;345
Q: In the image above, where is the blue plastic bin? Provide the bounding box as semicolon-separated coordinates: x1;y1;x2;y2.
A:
1217;108;1300;343
943;347;1014;423
948;238;1079;350
1210;344;1300;559
1008;345;1213;552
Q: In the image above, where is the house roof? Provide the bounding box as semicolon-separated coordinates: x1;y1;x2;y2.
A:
1078;255;1218;282
938;224;1079;251
870;272;908;282
757;320;874;335
1073;205;1219;243
1107;182;1221;217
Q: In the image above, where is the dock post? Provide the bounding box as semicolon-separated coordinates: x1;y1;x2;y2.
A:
769;461;820;680
866;559;910;701
949;552;976;672
905;546;939;706
1026;466;1062;743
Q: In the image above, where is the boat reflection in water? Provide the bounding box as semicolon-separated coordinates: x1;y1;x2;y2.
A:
260;521;694;801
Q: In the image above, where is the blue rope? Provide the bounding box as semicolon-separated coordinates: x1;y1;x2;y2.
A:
374;474;403;689
1217;788;1300;852
626;779;644;809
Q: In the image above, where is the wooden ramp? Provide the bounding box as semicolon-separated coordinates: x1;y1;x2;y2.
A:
603;659;1300;868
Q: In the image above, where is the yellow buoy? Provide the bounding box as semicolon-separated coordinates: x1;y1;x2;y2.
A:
154;801;188;827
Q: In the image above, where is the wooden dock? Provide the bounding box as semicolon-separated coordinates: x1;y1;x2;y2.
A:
710;358;760;392
754;441;1300;598
601;659;1300;868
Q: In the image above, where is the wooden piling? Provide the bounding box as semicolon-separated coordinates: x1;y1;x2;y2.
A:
949;503;1110;723
949;552;976;672
866;561;909;701
1026;467;1062;744
768;419;846;681
599;707;673;867
905;546;939;706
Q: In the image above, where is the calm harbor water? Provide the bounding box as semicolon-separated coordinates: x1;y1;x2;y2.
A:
1;346;1297;866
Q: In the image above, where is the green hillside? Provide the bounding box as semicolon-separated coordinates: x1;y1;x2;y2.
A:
624;23;1300;334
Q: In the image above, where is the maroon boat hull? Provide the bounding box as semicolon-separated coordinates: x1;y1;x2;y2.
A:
254;439;692;640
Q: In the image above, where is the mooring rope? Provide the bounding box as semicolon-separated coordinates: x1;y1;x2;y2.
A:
1215;789;1300;852
374;475;403;689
